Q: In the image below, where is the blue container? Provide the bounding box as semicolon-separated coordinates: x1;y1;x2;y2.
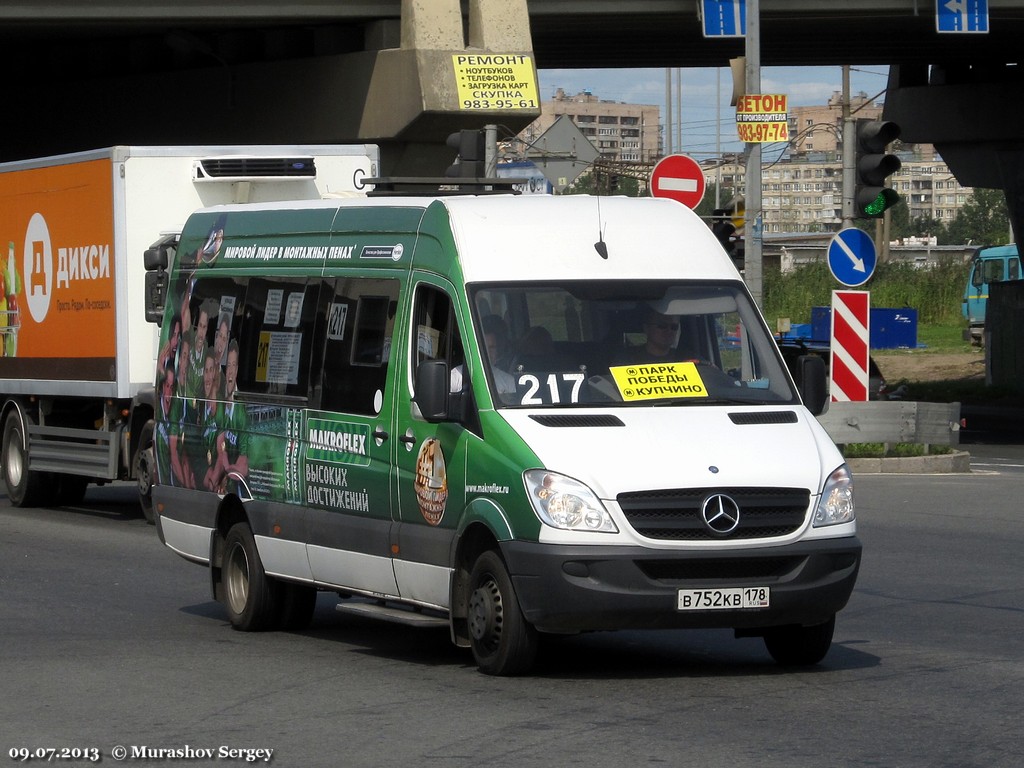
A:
779;323;812;340
810;306;918;349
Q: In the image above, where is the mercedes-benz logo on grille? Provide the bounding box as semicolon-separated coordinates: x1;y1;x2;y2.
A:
701;494;740;535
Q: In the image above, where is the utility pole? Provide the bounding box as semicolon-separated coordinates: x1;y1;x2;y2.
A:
744;0;763;307
842;65;855;229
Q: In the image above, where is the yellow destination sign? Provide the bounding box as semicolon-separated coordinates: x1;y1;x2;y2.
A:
453;54;539;111
735;93;789;143
609;362;708;402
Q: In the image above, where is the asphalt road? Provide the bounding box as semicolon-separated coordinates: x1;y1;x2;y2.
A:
1;467;1022;768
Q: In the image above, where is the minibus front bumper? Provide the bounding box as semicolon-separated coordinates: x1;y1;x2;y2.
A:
500;536;861;633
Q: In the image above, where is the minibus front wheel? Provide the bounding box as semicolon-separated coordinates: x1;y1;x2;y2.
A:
467;550;538;676
222;522;282;631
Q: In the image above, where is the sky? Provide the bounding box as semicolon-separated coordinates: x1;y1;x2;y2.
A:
536;65;892;161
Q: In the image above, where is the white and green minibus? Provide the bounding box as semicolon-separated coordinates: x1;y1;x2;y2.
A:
145;193;860;675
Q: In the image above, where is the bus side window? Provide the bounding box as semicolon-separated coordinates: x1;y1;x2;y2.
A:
411;284;461;378
319;277;399;416
235;277;322;400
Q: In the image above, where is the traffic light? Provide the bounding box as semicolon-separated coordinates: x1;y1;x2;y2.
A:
445;129;486;179
711;208;737;257
854;119;901;218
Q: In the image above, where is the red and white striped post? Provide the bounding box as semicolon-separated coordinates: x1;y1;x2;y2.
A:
830;290;870;402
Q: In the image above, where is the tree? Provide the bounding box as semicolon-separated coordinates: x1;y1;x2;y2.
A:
940;187;1011;245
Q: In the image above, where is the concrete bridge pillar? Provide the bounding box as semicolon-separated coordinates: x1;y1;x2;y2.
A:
0;0;538;177
363;0;540;176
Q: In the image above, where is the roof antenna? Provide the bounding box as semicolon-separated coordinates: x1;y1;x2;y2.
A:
594;189;609;259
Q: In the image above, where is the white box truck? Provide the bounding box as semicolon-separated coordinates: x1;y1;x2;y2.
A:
0;145;377;518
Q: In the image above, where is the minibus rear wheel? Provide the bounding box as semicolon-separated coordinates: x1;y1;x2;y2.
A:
763;615;835;666
467;550;538;676
222;522;282;631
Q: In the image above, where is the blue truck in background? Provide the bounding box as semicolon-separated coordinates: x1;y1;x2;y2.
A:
963;244;1020;343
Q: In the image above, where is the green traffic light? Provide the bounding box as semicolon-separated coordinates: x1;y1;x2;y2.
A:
863;192;887;216
861;188;900;217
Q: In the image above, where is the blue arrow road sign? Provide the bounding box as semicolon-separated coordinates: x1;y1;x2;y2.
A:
936;0;989;33
702;0;746;37
828;228;877;287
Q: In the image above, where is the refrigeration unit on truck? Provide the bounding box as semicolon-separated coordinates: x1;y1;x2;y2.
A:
0;145;378;518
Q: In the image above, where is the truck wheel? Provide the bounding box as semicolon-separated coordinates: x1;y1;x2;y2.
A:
466;549;538;676
2;409;47;507
221;523;282;631
134;422;156;524
763;615;836;666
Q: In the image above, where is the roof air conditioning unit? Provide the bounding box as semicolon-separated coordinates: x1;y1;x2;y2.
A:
193;156;317;182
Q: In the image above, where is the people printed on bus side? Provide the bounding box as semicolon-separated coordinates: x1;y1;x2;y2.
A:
188;298;218;400
204;340;250;495
157;313;182;382
167;339;196;490
155;366;177;487
213;311;231;370
175;330;195;418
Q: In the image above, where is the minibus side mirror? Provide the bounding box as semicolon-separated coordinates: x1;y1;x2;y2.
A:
144;244;169;271
414;359;451;422
143;238;176;326
144;271;168;325
797;354;828;416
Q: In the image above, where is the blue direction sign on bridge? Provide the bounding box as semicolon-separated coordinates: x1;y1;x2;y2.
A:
828;228;877;287
701;0;745;37
936;0;989;33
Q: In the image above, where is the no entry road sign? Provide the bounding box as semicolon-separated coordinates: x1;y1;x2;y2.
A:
649;154;706;209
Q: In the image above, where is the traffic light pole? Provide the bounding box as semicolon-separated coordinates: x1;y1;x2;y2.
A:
744;0;763;308
842;65;855;229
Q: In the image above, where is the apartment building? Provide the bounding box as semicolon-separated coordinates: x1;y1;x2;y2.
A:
706;94;971;234
515;88;970;231
516;88;662;163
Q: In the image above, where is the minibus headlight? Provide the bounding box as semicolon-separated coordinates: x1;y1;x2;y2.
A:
524;470;618;533
814;464;855;527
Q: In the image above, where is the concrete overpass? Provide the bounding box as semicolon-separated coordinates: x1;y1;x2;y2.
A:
3;0;1024;236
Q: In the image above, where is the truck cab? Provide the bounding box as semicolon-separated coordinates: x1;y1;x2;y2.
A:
963;244;1020;342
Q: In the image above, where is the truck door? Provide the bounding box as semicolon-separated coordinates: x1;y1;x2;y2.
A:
964;252;1019;326
391;278;472;609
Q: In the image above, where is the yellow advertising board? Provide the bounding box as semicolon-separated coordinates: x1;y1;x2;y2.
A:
0;159;115;376
452;54;539;111
735;93;789;144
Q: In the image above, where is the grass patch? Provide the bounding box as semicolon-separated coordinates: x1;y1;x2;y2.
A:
841;443;955;458
913;323;975;353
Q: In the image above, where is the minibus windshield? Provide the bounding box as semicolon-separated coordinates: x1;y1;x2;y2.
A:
469;281;799;408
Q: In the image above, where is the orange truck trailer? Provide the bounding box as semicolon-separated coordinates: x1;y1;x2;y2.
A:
0;145;377;518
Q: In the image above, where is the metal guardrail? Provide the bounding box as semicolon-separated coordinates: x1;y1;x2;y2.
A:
817;401;961;449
